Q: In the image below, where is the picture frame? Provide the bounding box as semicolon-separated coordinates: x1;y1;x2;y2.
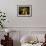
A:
17;5;32;17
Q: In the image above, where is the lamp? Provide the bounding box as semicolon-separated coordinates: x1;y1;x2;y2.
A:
5;29;10;37
5;29;9;33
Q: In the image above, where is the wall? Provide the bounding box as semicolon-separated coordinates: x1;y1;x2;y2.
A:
0;0;46;28
0;0;46;46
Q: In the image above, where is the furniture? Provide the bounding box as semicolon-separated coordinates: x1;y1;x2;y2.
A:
20;35;43;46
21;43;43;46
1;33;13;46
41;34;46;46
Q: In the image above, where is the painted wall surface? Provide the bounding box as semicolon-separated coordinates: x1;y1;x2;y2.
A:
0;0;46;27
0;0;46;46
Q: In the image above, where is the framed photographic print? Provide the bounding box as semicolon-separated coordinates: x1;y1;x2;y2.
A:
17;5;32;17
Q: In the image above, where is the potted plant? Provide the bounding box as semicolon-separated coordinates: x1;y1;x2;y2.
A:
0;10;6;28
